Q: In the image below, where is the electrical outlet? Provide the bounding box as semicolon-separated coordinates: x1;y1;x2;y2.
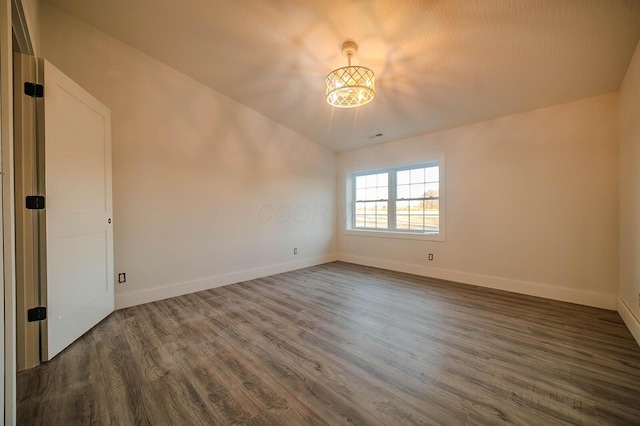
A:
294;248;298;255
428;253;434;261
118;273;126;284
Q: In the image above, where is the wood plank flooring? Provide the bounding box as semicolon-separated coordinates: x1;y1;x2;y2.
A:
17;261;640;425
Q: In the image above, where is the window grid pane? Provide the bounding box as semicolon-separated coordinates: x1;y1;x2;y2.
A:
353;172;389;229
352;165;439;234
394;166;440;233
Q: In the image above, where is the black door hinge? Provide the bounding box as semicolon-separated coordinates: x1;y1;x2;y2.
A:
24;82;43;98
27;307;47;322
26;195;45;210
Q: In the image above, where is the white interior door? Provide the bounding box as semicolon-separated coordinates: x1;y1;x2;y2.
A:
40;59;113;361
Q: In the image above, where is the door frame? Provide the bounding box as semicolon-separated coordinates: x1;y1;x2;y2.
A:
13;50;38;371
2;0;36;423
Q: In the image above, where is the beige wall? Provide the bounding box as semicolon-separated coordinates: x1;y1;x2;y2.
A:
337;94;619;309
619;40;640;344
40;4;337;308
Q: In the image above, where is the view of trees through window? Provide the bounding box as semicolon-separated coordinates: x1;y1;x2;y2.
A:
353;164;439;233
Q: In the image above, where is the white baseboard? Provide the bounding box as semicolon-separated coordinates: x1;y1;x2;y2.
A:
338;254;617;310
115;254;339;309
116;252;619;312
617;298;640;347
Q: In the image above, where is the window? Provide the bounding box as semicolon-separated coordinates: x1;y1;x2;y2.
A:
347;160;444;240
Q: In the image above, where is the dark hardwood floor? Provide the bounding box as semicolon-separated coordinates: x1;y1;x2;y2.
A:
17;262;640;425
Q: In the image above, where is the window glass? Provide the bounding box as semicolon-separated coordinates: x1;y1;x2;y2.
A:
349;163;441;235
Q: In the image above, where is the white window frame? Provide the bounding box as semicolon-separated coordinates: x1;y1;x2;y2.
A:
344;156;446;242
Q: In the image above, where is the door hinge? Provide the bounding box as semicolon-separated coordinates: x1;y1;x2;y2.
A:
26;195;45;210
27;307;47;322
24;82;44;98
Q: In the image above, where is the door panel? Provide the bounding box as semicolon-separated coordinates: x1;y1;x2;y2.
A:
41;59;113;360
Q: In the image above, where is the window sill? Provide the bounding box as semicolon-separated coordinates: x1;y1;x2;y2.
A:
344;228;445;242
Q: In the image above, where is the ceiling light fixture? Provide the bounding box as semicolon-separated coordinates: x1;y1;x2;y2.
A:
326;41;375;108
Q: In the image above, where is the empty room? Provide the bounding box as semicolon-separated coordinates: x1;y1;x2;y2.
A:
2;0;640;424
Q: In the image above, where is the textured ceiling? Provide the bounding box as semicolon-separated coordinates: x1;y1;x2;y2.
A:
44;0;640;152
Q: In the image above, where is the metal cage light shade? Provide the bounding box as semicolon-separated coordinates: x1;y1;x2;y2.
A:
326;41;375;108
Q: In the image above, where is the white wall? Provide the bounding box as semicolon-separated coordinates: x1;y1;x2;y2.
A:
40;4;337;308
619;40;640;345
338;94;619;309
